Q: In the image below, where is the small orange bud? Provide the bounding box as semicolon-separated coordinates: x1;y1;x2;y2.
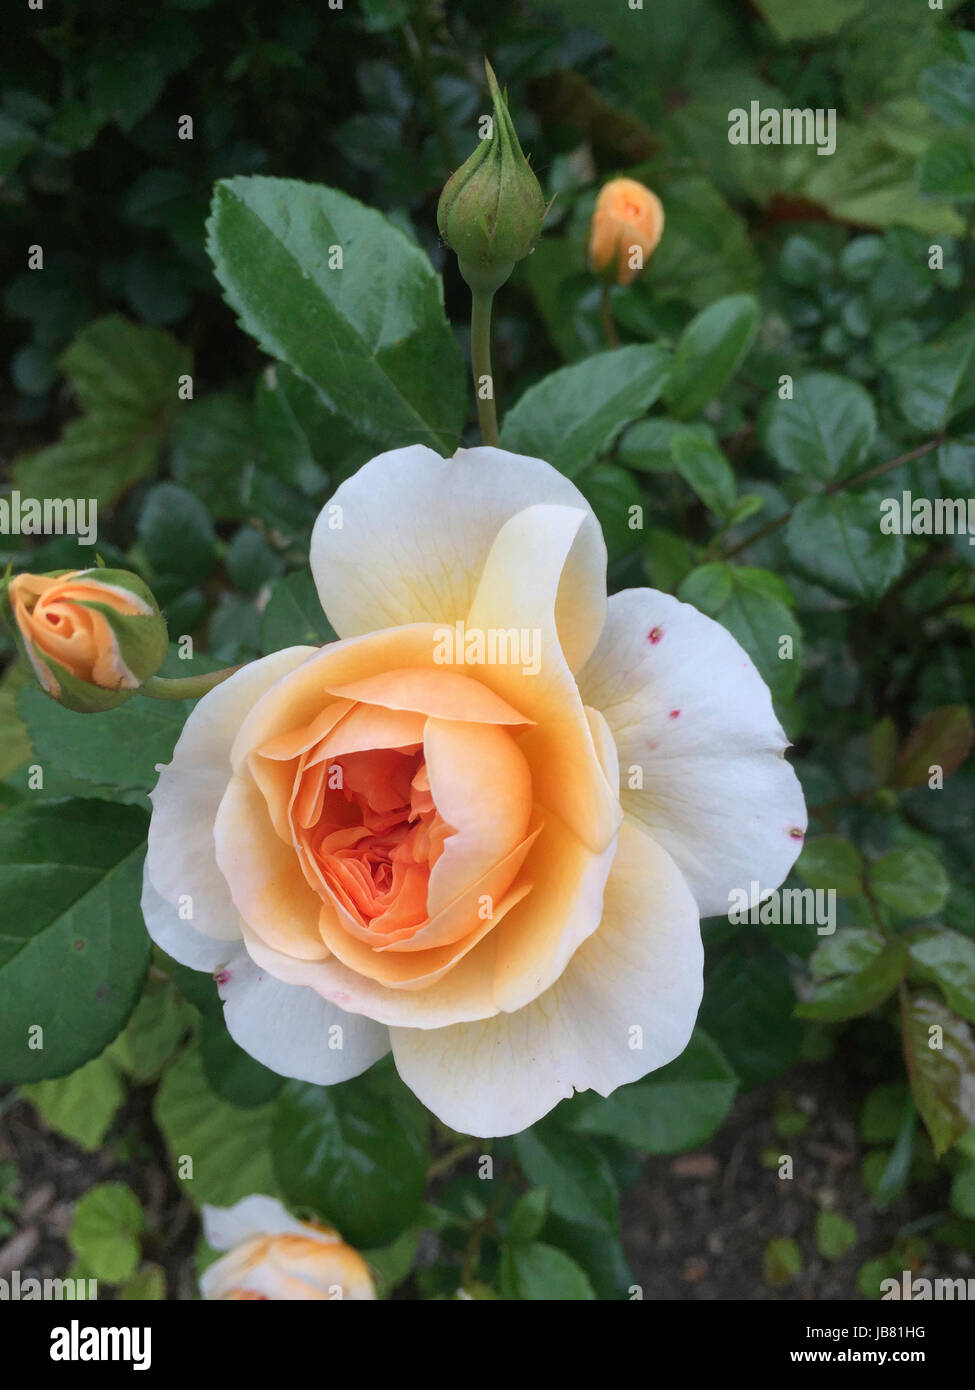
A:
2;567;167;712
588;177;664;286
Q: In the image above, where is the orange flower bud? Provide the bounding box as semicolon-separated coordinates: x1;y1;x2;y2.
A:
2;567;167;712
588;177;664;286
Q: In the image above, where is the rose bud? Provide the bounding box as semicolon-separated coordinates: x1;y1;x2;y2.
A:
437;60;546;293
2;567;168;713
200;1196;376;1301
588;177;665;286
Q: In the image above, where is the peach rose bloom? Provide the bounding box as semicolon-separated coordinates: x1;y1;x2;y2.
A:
200;1195;375;1300
143;447;805;1136
588;177;664;286
8;570;154;698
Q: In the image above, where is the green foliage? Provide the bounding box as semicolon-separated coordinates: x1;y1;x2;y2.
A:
271;1065;430;1249
22;1056;126;1152
15;318;189;509
499;1241;595;1300
0;800;150;1082
567;1029;738;1154
815;1209;857;1261
207;176;466;454
500;346;669;477
662;294;759;419
798;930;907;1023
154;1043;281;1207
69;1182;145;1285
763;1236;803;1287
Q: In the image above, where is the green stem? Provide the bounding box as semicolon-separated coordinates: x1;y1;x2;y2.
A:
600;284;620;349
721;435;944;561
470;287;500;446
141;666;242;701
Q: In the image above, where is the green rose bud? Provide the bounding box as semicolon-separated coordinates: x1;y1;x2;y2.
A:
1;566;168;713
437;60;546;293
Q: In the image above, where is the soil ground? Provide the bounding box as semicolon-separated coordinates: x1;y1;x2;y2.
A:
3;1058;971;1300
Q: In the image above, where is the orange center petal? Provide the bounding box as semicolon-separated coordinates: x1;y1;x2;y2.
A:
247;673;537;975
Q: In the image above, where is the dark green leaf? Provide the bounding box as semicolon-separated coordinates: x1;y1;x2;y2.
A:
513;1121;618;1230
0;800;150;1082
700;948;802;1087
17;684;193;793
798;929;907;1022
887;312;975;432
506;1188;548;1245
761;372;876;482
908;929;975;1023
500;1242;595;1300
260;571;337;654
869;847;949;919
663;293;759;419
138;482;217;584
272;1074;429;1248
207;177;465;454
672;433;737;516
500;345;670;478
785;493;905;602
796;835;864;897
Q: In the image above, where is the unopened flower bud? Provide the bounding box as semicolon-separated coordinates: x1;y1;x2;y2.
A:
437;60;546;294
588;177;664;286
2;567;168;713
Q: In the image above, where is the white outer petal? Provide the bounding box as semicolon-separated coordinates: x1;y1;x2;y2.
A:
389;819;703;1137
140;870;232;972
578;588;807;917
216;950;390;1084
309;445;607;671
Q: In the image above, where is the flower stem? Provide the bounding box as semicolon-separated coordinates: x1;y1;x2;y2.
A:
470;287;500;446
600;284;620;348
140;666;242;701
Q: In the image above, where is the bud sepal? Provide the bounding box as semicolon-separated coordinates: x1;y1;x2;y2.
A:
437;60;546;287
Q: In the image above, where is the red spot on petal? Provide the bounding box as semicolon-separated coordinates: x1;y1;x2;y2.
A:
648;627;663;644
214;969;231;986
788;827;805;840
669;708;681;719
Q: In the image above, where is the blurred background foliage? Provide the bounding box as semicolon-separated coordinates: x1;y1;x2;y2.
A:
1;0;975;1300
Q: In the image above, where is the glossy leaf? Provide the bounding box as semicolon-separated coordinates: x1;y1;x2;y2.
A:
500;345;670;478
0;800;150;1082
207;177;465;454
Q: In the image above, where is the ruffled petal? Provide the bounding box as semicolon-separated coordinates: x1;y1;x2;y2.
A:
214;774;327;960
146;648;316;947
578;588;807;917
464;503;621;854
309;445;607;671
423;717;533;917
389;819;702;1136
